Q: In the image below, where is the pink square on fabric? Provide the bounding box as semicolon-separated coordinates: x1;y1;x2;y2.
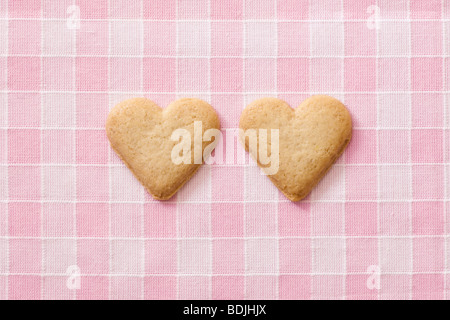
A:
8;0;41;18
345;202;377;236
8;276;41;300
42;93;75;127
344;94;377;128
77;239;109;274
42;276;73;299
77;276;109;300
246;276;277;300
76;93;109;128
309;0;342;19
279;239;311;273
77;0;108;19
413;165;444;200
346;238;378;272
76;21;109;55
411;22;442;56
178;0;209;19
8;57;41;91
211;22;243;56
143;58;176;92
378;130;410;163
213;239;244;274
312;238;346;274
312;275;344;300
9;203;41;237
377;58;409;91
110;277;142;300
412;274;444;300
344;22;377;55
143;0;176;19
42;57;74;91
43;165;76;200
76;203;109;237
0;203;7;236
245;59;276;92
8;129;40;164
211;203;244;237
379;202;411;236
178;203;211;237
9;239;41;273
211;0;243;19
344;58;376;92
312;202;344;236
178;276;211;300
310;58;343;92
346;275;378;300
110;21;142;57
145;240;177;274
412;202;444;235
111;203;141;237
278;22;309;56
212;276;244;300
178;58;209;92
8;93;41;127
277;0;308;20
76;57;108;92
109;0;141;18
279;275;311;300
380;274;411;300
245;203;277;236
144;202;177;238
42;130;74;163
411;58;443;91
345;166;378;201
211;58;243;92
42;203;74;237
144;21;176;56
345;129;376;164
411;0;442;19
211;166;244;202
376;0;409;19
9;166;41;200
76;130;108;164
412;93;443;127
411;129;443;163
76;166;109;201
277;58;309;92
245;0;275;18
413;237;444;272
0;130;5;164
278;201;310;236
109;58;142;92
9;20;41;55
144;277;176;300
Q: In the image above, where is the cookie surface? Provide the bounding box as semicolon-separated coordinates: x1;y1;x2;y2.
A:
106;98;220;200
239;95;352;201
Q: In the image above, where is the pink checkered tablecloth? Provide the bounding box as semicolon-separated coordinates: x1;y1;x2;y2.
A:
0;0;449;300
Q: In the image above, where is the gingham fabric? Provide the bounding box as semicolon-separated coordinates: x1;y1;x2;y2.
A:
0;0;449;300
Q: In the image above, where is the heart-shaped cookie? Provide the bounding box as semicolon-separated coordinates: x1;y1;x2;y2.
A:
239;95;352;201
106;98;220;200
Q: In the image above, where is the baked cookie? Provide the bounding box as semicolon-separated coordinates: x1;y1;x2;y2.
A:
106;98;220;200
239;95;352;201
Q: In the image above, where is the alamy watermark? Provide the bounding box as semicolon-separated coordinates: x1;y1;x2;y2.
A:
170;121;280;175
366;265;381;290
366;5;381;30
67;5;81;30
66;265;81;290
